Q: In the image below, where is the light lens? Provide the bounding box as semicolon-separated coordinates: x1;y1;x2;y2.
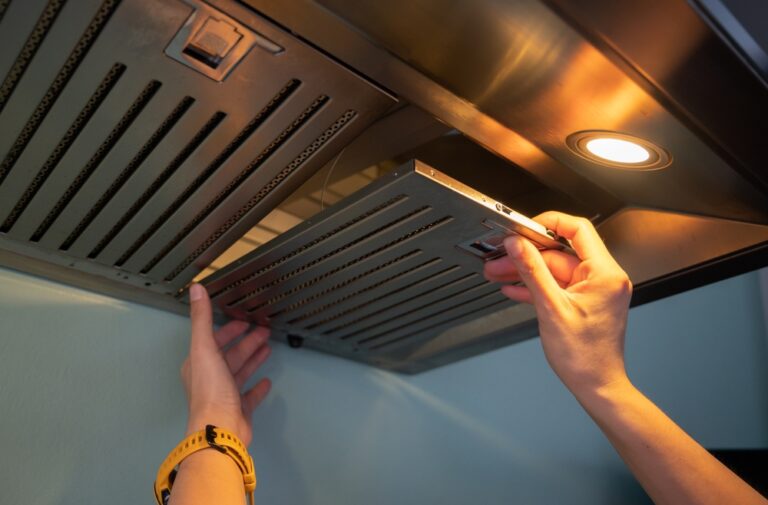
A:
585;138;650;164
567;131;670;170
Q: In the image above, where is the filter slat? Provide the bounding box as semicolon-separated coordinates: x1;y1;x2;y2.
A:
368;293;510;352
0;65;132;237
305;263;463;333
207;194;411;302
0;63;129;237
263;249;427;321
0;1;102;156
59;96;198;252
0;0;121;187
215;200;432;308
280;256;442;325
0;0;13;23
140;98;358;281
237;210;438;314
0;0;46;81
141;91;330;277
349;279;493;343
115;84;321;274
32;82;180;248
164;107;362;285
0;0;67;115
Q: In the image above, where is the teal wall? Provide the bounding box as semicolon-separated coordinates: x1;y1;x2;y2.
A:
0;266;766;504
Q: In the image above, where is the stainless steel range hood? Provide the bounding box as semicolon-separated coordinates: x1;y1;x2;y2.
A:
1;0;766;373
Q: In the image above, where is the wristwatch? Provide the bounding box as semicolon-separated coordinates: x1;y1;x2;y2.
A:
154;425;256;505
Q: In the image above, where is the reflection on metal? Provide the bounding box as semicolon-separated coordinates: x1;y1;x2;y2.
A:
600;208;768;285
240;0;621;217
244;0;768;223
546;0;768;198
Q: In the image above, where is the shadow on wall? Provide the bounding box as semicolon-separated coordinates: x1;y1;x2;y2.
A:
248;357;311;504
250;340;653;505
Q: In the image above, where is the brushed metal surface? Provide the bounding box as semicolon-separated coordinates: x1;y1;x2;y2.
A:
547;0;768;194
244;0;768;224
238;0;622;219
0;0;395;297
599;208;768;285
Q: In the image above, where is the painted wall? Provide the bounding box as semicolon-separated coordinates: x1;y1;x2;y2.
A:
0;266;766;505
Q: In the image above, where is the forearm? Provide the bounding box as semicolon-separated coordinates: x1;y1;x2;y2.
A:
168;450;245;505
573;378;766;505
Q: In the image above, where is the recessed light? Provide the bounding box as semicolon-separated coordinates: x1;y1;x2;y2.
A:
585;138;650;163
566;131;671;170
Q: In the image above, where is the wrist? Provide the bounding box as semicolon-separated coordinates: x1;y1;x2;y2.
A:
570;375;638;412
555;359;630;403
186;414;245;442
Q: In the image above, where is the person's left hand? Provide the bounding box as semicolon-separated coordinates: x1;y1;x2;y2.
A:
181;283;272;446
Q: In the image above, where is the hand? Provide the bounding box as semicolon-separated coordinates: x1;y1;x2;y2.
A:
483;212;632;397
181;283;272;445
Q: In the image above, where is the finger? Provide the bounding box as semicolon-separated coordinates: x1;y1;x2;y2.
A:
500;284;533;304
189;283;216;354
535;211;611;262
484;250;580;284
214;320;250;348
504;235;563;307
243;378;272;417
235;345;271;389
541;250;580;284
224;326;270;374
483;255;519;281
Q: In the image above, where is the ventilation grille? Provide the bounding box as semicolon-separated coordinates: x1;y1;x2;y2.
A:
2;62;128;233
123;80;307;272
29;77;161;240
203;165;516;364
0;0;121;186
0;0;67;115
65;95;197;252
0;0;394;295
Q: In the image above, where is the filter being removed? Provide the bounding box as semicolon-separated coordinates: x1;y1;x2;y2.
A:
203;160;543;373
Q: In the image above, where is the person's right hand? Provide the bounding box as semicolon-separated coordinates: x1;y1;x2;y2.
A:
483;211;633;397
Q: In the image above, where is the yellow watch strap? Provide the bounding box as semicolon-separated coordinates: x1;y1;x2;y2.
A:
154;425;256;505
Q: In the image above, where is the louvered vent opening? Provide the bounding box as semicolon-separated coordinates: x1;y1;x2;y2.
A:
0;0;394;296
203;167;515;363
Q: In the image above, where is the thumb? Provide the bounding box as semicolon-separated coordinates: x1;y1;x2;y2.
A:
189;283;216;353
504;236;563;308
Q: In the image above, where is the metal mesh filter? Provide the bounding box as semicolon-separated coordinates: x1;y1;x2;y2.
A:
202;160;525;372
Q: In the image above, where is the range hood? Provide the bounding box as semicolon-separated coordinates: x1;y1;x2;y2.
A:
1;0;766;373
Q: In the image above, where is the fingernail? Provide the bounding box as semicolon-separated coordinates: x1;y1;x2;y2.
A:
504;236;525;258
189;283;204;301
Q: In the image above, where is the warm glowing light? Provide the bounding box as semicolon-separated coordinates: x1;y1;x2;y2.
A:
567;131;670;170
585;138;650;164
